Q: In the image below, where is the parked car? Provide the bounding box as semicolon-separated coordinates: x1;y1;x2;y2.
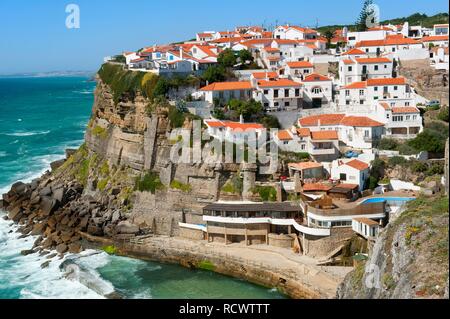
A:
345;150;360;158
426;100;440;107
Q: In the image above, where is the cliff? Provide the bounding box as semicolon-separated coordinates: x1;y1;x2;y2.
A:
337;194;449;299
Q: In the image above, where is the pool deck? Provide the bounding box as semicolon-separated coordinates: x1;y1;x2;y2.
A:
333;191;416;210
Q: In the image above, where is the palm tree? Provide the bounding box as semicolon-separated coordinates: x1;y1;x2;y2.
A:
323;30;336;49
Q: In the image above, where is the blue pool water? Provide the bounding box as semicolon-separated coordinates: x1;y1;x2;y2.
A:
360;197;416;205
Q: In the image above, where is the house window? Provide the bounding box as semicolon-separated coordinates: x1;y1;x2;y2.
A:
274;89;279;98
285;101;290;107
374;65;379;71
360;100;364;105
384;64;387;68
387;113;390;119
264;89;269;95
346;100;350;105
364;130;370;137
406;115;410;121
374;87;378;91
264;102;269;108
365;48;369;53
295;88;300;97
340;173;347;181
393;115;403;122
313;87;321;94
394;86;398;90
274;102;279;107
359;90;365;96
345;90;350;96
348;66;353;72
283;141;289;145
284;89;289;97
301;144;306;150
405;102;410;106
413;115;417;120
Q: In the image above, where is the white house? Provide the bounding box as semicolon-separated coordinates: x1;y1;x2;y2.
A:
340;48;368;60
375;102;423;139
433;24;449;36
330;159;370;191
196;32;216;42
355;36;423;56
200;81;254;105
301;73;333;109
352;218;380;239
347;30;390;47
421;35;449;48
254;79;303;111
204;119;265;144
285;61;314;81
338;57;393;86
430;47;449;71
274;25;318;40
298;114;385;150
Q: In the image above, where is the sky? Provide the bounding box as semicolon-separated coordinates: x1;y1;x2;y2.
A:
0;0;448;74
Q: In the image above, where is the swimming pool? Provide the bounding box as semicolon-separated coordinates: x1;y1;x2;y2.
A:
360;197;416;205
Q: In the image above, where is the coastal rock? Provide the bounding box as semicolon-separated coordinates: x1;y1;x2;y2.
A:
40;260;51;269
30;223;46;236
68;243;82;254
65;149;77;159
11;182;27;196
115;221;139;234
56;243;68;254
52;186;66;204
8;206;22;222
39;186;52;197
50;159;66;171
111;210;121;224
40;196;58;216
21;249;35;256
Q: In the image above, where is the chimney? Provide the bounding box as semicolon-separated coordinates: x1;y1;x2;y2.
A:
240;114;244;124
318;119;321;128
179;47;183;59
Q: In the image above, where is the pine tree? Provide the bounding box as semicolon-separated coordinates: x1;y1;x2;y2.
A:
356;0;375;31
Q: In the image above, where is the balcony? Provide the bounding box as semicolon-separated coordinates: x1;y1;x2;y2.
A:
310;148;336;155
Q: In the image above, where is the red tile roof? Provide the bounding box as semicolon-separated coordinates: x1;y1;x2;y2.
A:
340;116;384;127
341;48;366;55
421;35;449;42
299;114;346;126
391;107;420;114
355;57;391;64
366;77;406;86
342;59;355;65
344;81;367;89
303;73;331;82
296;128;311;137
288;162;323;170
302;183;333;192
355;37;420;47
345;159;369;171
286;61;314;68
277;130;293;140
257;79;302;88
379;102;390;110
311;130;339;140
200;81;253;91
252;71;278;79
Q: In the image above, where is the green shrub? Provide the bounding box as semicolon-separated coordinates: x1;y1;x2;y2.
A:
217;49;237;67
202;65;226;84
134;172;164;193
426;163;444;176
170;180;192;192
397;143;418;155
411;161;428;173
388;156;408;166
367;176;379;190
378;138;399;150
221;174;243;194
253;186;277;202
437;106;449;123
100;161;110;176
97;179;108;191
198;260;215;271
92;126;108;139
260;115;281;129
408;129;446;153
103;245;117;255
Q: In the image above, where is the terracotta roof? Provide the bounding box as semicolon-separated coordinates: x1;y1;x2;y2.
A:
302;183;333;192
225;122;264;131
355;57;391;64
311;130;339;140
277;130;293;141
421;35;449;42
344;81;367;89
366;77;406;86
341;48;365;55
288;162;323;170
391;107;420;114
303;73;331;82
205;120;225;128
273;39;299;45
379;102;390;110
197;32;214;37
355;37;420;47
334;183;359;190
340;116;384;127
345;159;369;171
342;59;355;65
200;81;253;91
265;47;280;52
296;128;311;137
286;61;314;68
353;217;379;226
299;114;345;126
252;72;278;79
257;79;302;88
267;56;281;61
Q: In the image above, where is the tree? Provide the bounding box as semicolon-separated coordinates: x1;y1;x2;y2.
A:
238;50;254;64
408;129;446;153
323;30;336;49
356;0;375;32
152;77;170;98
228;99;263;121
218;49;237;68
202;65;226;84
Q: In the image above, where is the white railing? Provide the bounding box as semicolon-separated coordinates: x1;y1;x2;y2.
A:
179;223;207;232
202;216;330;237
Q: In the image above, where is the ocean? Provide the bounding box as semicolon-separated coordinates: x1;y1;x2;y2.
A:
0;76;285;299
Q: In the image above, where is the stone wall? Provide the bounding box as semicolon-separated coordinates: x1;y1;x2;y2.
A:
179;228;205;241
268;233;294;249
303;227;354;258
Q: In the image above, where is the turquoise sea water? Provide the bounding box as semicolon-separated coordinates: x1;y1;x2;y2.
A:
0;76;285;299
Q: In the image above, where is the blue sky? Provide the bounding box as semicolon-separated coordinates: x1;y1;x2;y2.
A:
0;0;448;74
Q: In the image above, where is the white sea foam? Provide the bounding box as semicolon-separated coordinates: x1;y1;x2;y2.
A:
3;130;50;137
0;151;7;158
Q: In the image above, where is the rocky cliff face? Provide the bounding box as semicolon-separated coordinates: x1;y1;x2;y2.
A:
0;77;245;255
337;194;449;299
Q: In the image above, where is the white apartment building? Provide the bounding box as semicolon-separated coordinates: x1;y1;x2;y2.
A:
285;61;314;80
253;79;303;111
330;159;370;191
375;102;423;138
274;25;318;40
355;36;423;55
338;57;393;86
204;119;265;144
301;73;333;109
346;30;390;47
200;81;254;104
